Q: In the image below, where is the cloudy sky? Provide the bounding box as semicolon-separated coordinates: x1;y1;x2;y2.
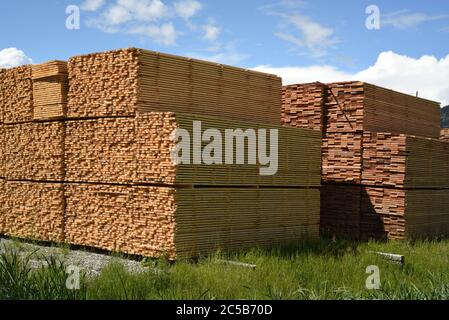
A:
1;0;449;105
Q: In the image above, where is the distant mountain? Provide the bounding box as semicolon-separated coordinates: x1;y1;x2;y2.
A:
442;106;449;128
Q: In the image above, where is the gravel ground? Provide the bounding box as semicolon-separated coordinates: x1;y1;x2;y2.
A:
0;238;149;277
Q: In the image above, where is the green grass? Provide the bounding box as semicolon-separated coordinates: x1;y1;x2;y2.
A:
1;238;448;300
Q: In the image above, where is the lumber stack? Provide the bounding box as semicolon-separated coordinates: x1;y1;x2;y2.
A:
67;48;281;124
2;65;34;124
440;128;449;142
32;61;68;120
0;69;4;123
283;81;448;240
0;181;65;242
0;125;4;178
64;112;321;186
281;82;325;131
361;188;449;239
4;121;65;181
320;185;361;239
65;118;136;184
362;132;449;188
135;113;321;186
65;185;319;259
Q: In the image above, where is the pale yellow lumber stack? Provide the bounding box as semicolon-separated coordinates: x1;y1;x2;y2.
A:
0;181;65;242
67;48;281;124
32;61;68;121
2;65;34;124
4;121;65;181
65;184;320;260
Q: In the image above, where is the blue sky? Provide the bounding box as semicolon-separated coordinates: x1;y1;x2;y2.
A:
1;0;449;104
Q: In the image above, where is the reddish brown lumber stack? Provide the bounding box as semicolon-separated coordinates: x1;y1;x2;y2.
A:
320;185;361;239
440;128;449;142
2;65;34;124
0;181;65;242
32;61;68;121
322;132;363;184
282;82;325;131
282;81;447;240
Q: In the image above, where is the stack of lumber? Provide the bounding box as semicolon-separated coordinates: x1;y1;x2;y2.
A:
282;81;447;240
134;113;321;186
67;48;281;124
0;69;4;123
0;125;4;178
2;65;34;124
361;188;449;239
320;185;361;239
32;61;68;120
440;128;449;142
0;181;65;242
65;118;136;184
282;82;325;131
65;112;321;187
362;132;449;188
322;132;363;184
65;184;320;259
4;121;65;181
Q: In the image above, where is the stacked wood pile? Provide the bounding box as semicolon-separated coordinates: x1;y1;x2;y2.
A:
0;181;65;242
4;121;65;181
440;128;449;142
0;63;67;242
32;61;68;120
65;184;319;259
283;81;448;240
2;65;34;124
67;48;281;124
0;48;321;259
282;82;325;131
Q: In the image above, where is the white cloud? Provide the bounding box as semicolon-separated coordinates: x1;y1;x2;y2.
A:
202;23;220;41
128;23;178;45
383;10;449;29
81;0;105;12
253;51;449;105
0;48;33;68
278;14;339;57
85;0;205;45
174;0;202;19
